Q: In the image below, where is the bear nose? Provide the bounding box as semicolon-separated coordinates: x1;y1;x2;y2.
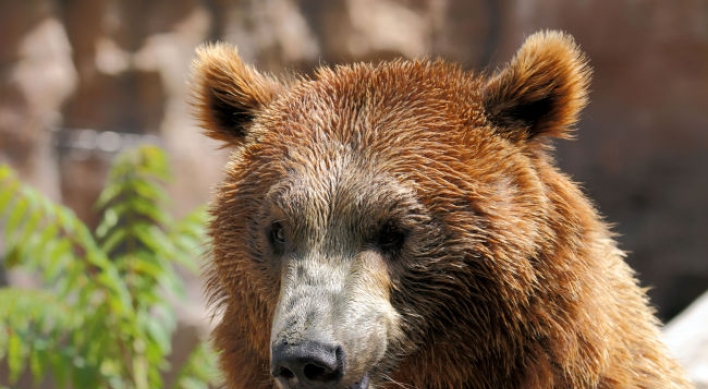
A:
271;341;344;388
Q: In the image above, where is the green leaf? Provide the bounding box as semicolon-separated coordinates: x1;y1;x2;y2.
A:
0;329;7;361
74;223;99;253
16;204;43;246
94;181;122;209
95;207;119;241
30;343;45;385
145;315;172;355
0;174;19;213
138;146;170;180
128;196;169;225
133;354;150;389
6;196;28;235
0;163;11;179
7;329;24;383
96;269;133;315
37;221;60;246
130;254;164;279
170;236;203;272
133;224;170;257
56;206;77;234
49;351;69;388
47;239;72;277
131;178;168;203
4;246;22;268
100;226;128;256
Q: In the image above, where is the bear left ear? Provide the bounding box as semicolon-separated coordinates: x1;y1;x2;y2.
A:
483;31;591;141
190;43;283;146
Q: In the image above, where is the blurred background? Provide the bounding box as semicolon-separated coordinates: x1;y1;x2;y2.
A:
1;0;707;379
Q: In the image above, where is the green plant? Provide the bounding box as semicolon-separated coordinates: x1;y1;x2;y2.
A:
0;146;218;389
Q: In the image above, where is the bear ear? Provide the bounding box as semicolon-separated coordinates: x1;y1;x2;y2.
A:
191;43;282;146
483;31;591;142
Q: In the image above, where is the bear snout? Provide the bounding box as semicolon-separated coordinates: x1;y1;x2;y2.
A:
271;340;345;389
271;340;371;389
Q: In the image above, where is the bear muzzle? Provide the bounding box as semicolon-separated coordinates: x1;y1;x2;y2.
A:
269;253;397;389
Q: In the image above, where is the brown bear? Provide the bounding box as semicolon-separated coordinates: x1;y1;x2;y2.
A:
190;31;693;389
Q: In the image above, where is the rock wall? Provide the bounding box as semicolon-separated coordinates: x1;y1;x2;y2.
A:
665;290;708;389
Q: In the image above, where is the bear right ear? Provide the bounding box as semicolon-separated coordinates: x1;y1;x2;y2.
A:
191;43;282;146
482;31;591;143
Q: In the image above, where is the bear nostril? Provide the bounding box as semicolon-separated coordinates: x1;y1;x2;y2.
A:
277;366;295;379
303;362;331;381
271;341;344;386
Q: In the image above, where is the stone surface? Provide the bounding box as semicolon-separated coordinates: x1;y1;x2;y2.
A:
665;291;708;388
0;0;73;201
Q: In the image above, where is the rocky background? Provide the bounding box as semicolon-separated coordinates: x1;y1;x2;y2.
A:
1;0;707;386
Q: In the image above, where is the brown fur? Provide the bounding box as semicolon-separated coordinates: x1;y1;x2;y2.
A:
191;31;693;389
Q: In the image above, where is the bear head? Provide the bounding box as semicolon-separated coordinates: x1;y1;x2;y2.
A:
192;31;605;389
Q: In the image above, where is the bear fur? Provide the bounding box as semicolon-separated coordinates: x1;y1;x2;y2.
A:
190;31;693;389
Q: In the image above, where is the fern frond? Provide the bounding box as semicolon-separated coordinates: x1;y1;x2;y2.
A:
0;288;78;386
0;146;217;389
0;164;132;313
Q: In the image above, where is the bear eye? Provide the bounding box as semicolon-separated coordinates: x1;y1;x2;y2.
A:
269;221;286;250
376;222;407;253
